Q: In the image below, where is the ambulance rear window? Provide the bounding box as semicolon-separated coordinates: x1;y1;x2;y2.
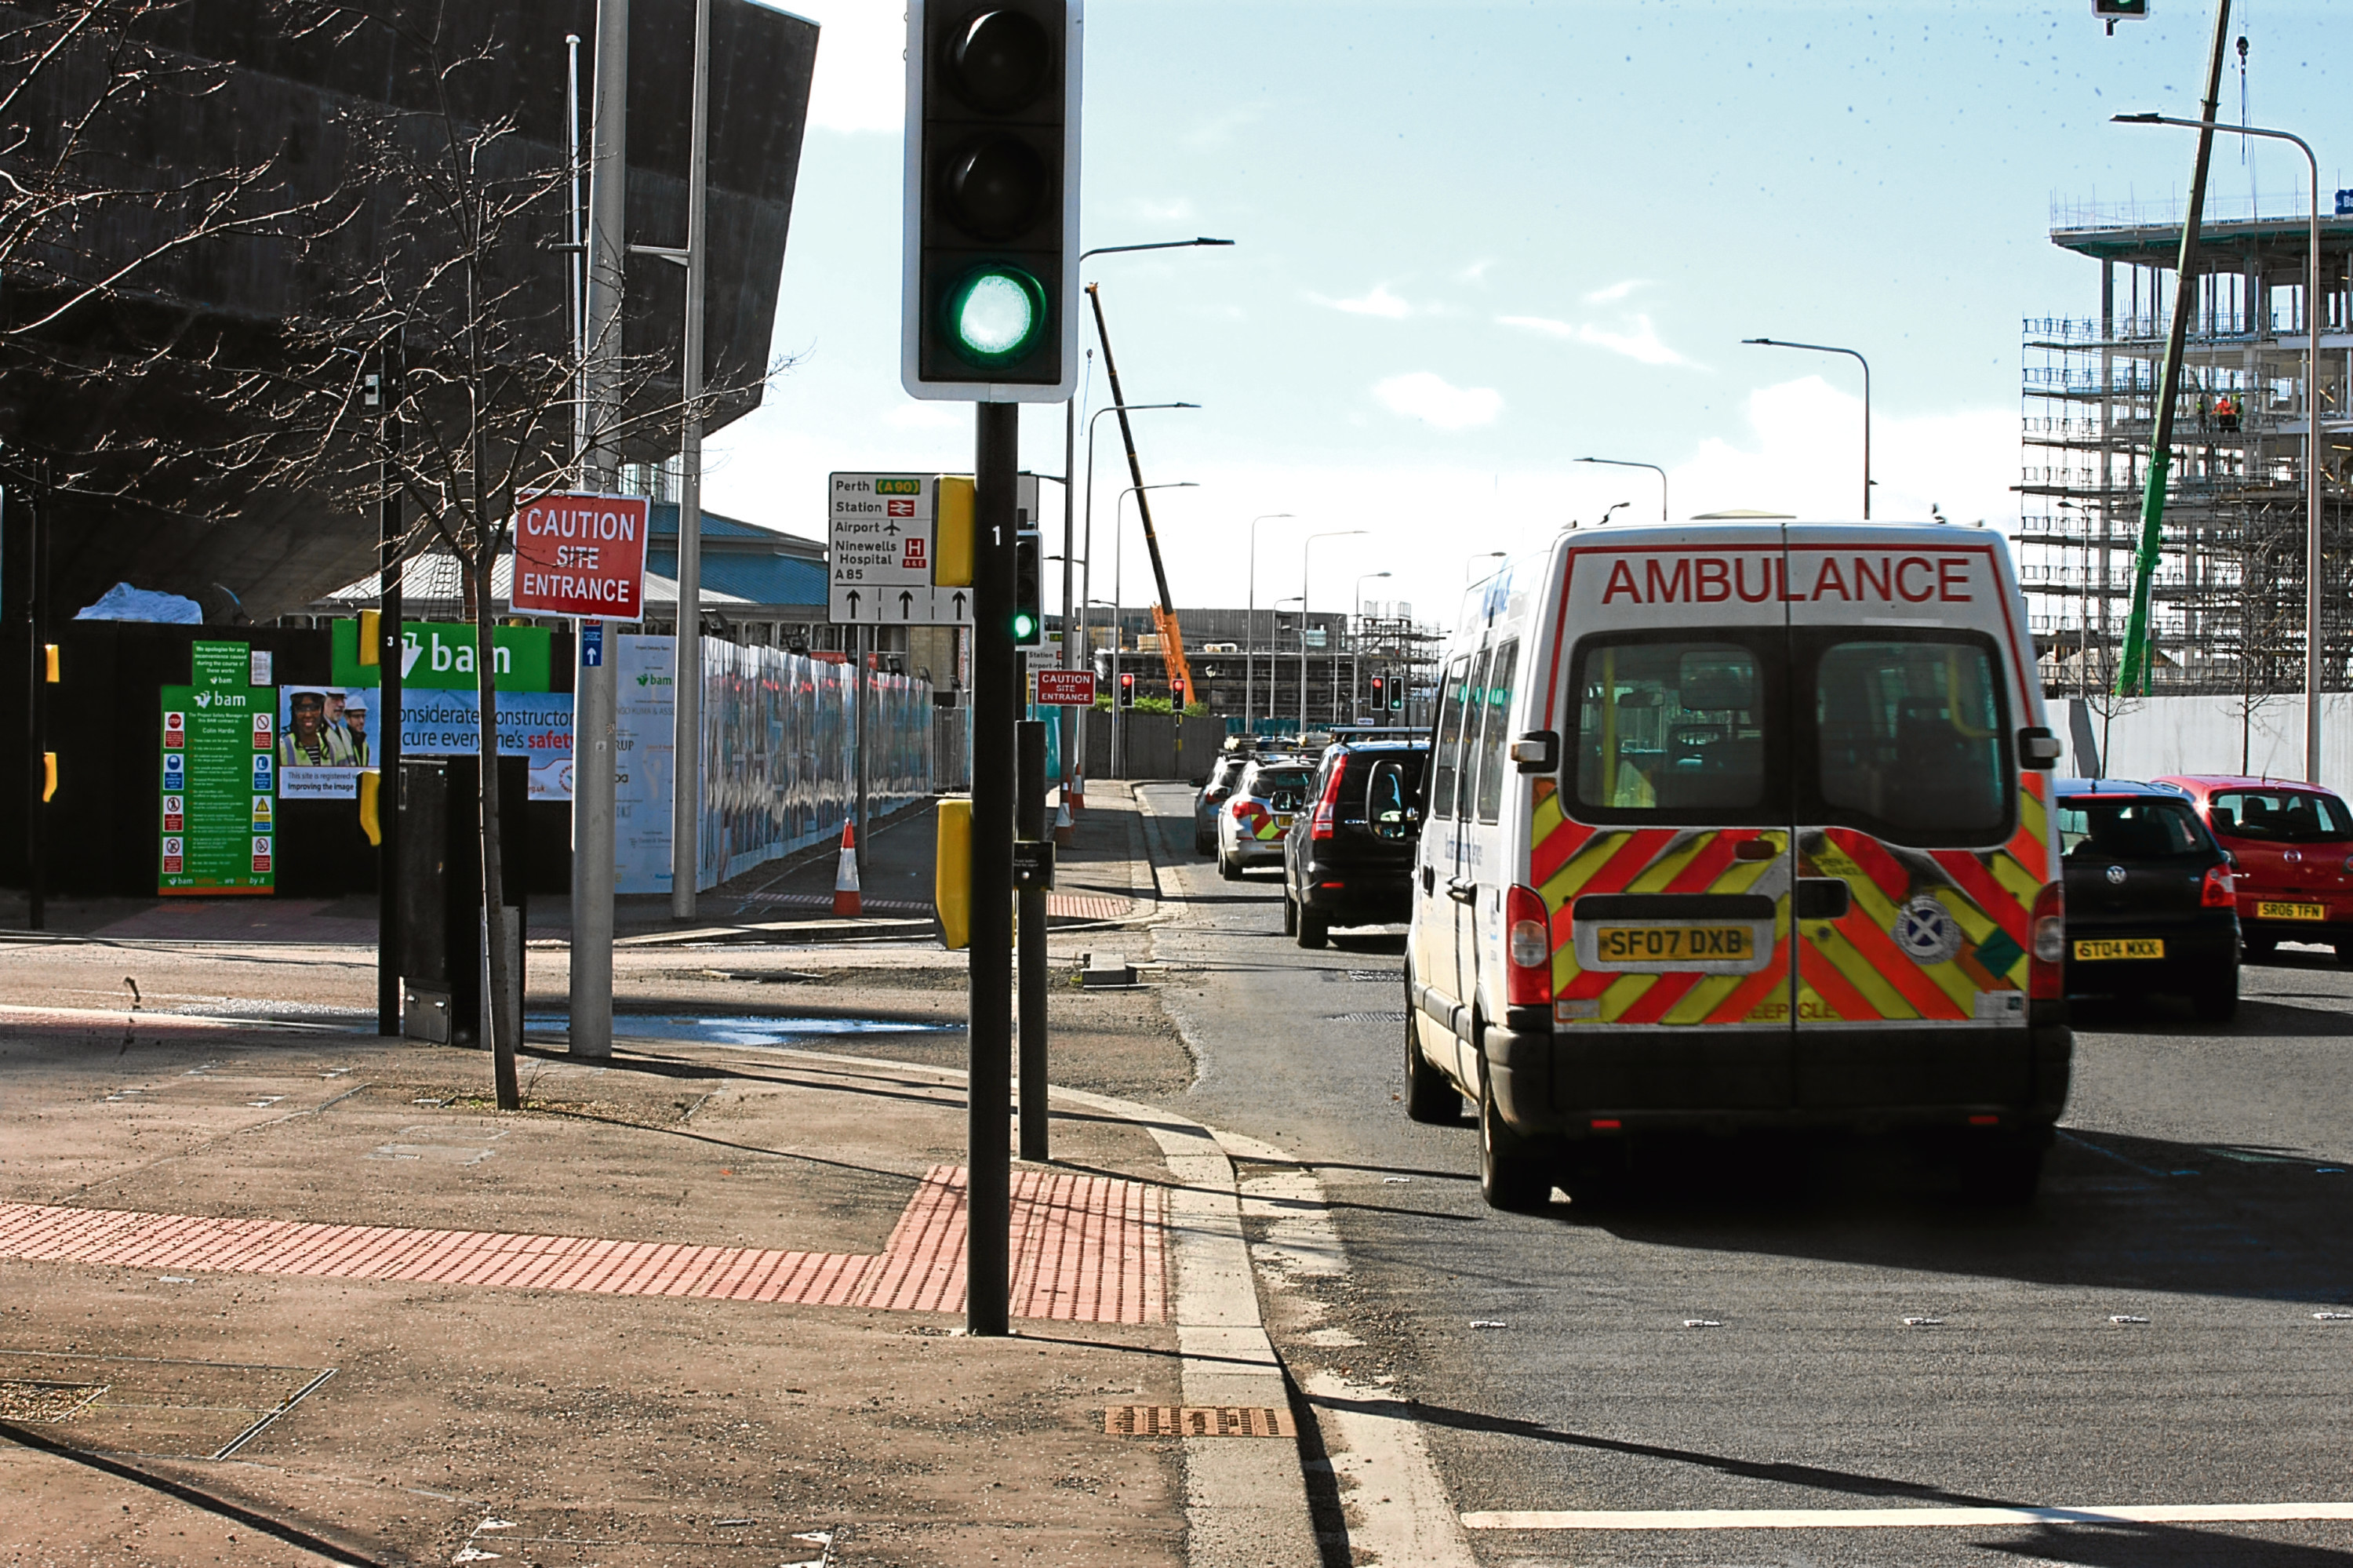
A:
1810;638;2009;845
1570;638;1774;821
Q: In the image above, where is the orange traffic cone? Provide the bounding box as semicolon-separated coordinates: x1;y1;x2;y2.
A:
1053;798;1075;846
833;820;862;916
1068;773;1086;816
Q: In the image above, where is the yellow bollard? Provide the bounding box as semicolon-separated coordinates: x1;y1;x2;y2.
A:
358;769;382;846
935;796;972;949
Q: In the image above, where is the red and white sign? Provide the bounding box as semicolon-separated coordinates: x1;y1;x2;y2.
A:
163;711;185;748
510;492;650;621
1035;669;1097;706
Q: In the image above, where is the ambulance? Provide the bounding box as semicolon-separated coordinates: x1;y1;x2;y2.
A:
1403;523;2071;1209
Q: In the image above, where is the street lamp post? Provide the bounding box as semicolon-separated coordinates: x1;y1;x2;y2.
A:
1246;513;1293;729
1743;337;1871;518
1354;570;1391;720
1079;402;1195;780
1301;529;1368;735
1270;597;1303;725
1113;481;1196;778
1577;457;1669;522
2115;111;2326;783
1465;550;1506;582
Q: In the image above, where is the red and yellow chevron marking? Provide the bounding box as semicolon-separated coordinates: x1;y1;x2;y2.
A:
1532;780;1791;1027
1796;828;2026;1024
1234;801;1287;842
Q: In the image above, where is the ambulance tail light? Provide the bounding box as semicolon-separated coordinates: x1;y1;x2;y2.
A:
2199;864;2236;908
1308;764;1344;839
2029;881;2066;1001
1506;884;1551;1006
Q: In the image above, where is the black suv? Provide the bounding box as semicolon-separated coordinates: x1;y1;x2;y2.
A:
2057;778;2241;1020
1282;740;1428;948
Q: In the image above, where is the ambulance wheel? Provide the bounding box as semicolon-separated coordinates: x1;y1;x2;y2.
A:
1403;1010;1459;1124
1955;1133;2043;1207
1297;908;1329;949
1478;1054;1555;1212
1219;850;1241;882
1281;893;1298;935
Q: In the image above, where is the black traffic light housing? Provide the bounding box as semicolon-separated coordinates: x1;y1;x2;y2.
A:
903;1;1081;401
1012;529;1042;646
1118;671;1136;708
1169;676;1186;708
1389;674;1406;712
1369;675;1385;712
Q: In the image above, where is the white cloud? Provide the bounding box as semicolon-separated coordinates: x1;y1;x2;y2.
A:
1665;377;2019;526
1182;108;1258;151
1584;278;1648;304
1498;311;1692;367
1315;282;1414;319
799;2;907;135
1373;372;1502;431
1455;259;1495;286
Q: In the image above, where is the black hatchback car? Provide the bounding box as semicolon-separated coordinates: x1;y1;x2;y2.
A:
1282;740;1428;948
2057;778;2241;1020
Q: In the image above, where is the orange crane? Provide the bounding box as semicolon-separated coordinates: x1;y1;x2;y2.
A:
1086;284;1195;708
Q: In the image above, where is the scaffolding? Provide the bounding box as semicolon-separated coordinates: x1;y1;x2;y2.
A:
2018;207;2353;701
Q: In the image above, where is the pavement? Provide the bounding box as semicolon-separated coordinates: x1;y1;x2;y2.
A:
0;783;1326;1568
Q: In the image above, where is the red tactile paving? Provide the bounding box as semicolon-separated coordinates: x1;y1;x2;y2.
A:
0;1165;1166;1322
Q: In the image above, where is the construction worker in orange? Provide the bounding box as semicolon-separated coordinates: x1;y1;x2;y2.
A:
2217;391;2240;433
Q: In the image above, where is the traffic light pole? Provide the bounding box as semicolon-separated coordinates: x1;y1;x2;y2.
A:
1016;718;1048;1161
377;342;405;1035
967;400;1018;1337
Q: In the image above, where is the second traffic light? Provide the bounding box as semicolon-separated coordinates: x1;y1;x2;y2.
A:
1389;674;1406;712
903;0;1081;402
1012;529;1042;646
1369;675;1385;711
1118;671;1136;708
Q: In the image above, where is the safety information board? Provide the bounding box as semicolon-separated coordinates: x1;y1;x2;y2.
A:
159;639;275;896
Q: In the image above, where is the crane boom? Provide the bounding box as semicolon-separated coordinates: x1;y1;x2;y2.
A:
1086;284;1196;705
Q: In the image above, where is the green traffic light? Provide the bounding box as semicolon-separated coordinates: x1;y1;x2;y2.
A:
1012;613;1037;638
947;264;1047;366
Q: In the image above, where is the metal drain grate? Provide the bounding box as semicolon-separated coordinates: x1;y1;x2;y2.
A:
1328;1010;1408;1024
1335;970;1402;984
1104;1404;1289;1438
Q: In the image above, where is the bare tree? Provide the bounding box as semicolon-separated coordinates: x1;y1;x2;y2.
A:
242;2;763;1108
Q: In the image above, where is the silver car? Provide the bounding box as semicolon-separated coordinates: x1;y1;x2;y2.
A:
1216;759;1313;880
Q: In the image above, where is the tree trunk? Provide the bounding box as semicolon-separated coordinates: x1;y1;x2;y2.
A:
475;537;519;1110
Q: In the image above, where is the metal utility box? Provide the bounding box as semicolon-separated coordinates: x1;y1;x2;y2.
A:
397;756;528;1047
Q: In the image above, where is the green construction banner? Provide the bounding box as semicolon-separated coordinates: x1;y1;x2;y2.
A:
159;640;276;895
330;619;554;692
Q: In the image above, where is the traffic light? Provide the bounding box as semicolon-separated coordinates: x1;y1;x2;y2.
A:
1389;675;1405;712
1169;676;1186;708
1118;671;1136;708
1012;529;1042;645
1369;675;1385;712
903;1;1080;401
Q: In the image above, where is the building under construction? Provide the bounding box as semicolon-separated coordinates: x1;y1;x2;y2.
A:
2018;203;2353;698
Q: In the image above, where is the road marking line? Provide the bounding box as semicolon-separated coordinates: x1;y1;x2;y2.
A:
1462;1502;2353;1531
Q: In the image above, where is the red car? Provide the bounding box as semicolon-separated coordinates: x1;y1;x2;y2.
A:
2151;774;2353;962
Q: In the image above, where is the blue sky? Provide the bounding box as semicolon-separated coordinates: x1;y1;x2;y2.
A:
704;0;2342;631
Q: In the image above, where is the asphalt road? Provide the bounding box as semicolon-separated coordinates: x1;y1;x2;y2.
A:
1136;782;2353;1568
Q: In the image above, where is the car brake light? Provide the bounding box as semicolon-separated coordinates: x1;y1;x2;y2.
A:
2200;864;2236;908
1506;884;1551;1006
2029;880;2065;1001
1231;799;1249;820
1309;763;1345;839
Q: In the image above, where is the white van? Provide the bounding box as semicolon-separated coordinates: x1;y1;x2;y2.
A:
1403;523;2070;1208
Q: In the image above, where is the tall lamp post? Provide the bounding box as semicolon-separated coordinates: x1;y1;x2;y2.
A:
1577;457;1668;522
1245;513;1293;726
1112;480;1196;778
1059;239;1230;777
1079;401;1195;778
1301;529;1367;734
1353;570;1391;719
1465;550;1506;581
1742;337;1871;518
2115;111;2326;782
1269;596;1303;725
